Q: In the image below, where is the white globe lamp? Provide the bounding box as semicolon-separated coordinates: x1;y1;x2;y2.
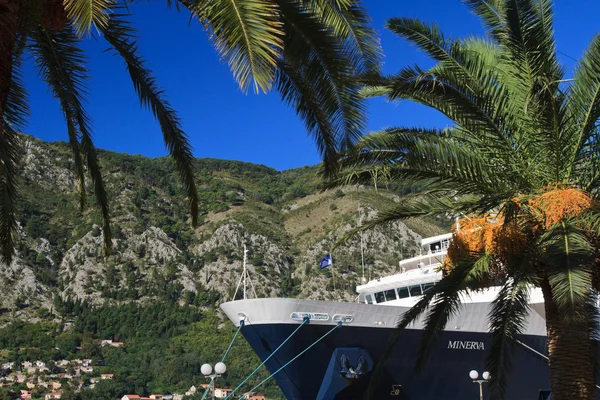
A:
482;371;491;380
469;370;479;380
215;362;227;375
201;363;213;376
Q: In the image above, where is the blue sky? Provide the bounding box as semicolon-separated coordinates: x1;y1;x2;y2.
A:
21;1;593;170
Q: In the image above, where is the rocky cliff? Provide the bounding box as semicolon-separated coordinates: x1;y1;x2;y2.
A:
0;135;449;319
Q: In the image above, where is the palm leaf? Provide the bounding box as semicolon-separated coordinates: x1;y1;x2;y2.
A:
192;0;283;93
0;35;27;264
102;13;199;226
3;33;28;131
486;278;530;399
540;221;594;318
0;125;21;265
64;0;113;35
276;0;367;176
276;61;339;171
335;127;515;193
308;0;381;73
30;27;112;254
568;35;600;181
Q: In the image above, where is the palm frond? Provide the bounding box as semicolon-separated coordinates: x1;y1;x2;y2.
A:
308;0;381;73
276;62;338;171
568;35;600;180
0;35;27;264
277;0;367;176
102;13;199;226
462;0;506;43
0;125;22;265
193;0;283;93
486;278;530;399
0;36;26;263
327;127;518;200
64;0;113;35
540;221;594;318
3;33;28;131
30;27;112;254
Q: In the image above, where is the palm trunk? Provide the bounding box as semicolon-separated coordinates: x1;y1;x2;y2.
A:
540;278;596;400
0;0;19;132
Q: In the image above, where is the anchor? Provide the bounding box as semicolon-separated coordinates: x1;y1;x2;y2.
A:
339;354;367;381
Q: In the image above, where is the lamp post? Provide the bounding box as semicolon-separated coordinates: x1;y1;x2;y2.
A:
469;370;490;400
201;362;227;400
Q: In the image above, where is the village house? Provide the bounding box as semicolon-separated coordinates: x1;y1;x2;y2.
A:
101;373;114;380
184;386;197;396
44;391;62;400
214;388;233;398
101;339;125;347
149;395;163;399
121;395;141;400
19;389;31;400
80;365;93;373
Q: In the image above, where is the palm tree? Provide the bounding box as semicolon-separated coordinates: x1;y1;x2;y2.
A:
331;1;600;399
0;0;379;263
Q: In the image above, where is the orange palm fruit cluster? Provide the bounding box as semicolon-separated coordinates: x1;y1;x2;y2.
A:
529;187;593;229
443;187;594;276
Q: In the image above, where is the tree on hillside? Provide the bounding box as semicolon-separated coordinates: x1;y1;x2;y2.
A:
332;1;600;399
0;0;380;263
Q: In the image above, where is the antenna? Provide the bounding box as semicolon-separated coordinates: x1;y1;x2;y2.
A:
232;244;258;301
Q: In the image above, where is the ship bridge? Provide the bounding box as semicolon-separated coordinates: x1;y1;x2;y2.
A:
355;233;451;305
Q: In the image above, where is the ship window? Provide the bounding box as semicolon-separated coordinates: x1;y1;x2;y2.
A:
397;287;410;299
384;289;397;301
409;285;422;297
374;292;385;304
365;294;373;304
422;283;434;293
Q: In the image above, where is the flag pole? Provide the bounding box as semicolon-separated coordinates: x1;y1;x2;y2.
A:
331;254;335;290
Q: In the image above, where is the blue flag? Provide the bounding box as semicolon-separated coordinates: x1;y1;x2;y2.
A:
320;254;333;269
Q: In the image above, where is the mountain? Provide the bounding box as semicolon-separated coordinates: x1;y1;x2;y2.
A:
3;134;449;316
0;134;449;399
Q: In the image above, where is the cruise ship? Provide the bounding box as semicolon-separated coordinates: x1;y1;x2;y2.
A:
220;234;553;400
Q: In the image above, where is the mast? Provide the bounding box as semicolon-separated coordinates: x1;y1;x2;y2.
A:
232;244;257;301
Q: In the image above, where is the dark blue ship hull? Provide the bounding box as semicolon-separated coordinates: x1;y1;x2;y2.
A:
241;323;552;400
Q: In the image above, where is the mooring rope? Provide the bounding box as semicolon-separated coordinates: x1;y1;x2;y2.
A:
200;320;245;400
222;320;244;363
235;321;343;400
224;317;310;399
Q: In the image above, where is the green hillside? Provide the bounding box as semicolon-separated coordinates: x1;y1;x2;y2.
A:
0;135;449;399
